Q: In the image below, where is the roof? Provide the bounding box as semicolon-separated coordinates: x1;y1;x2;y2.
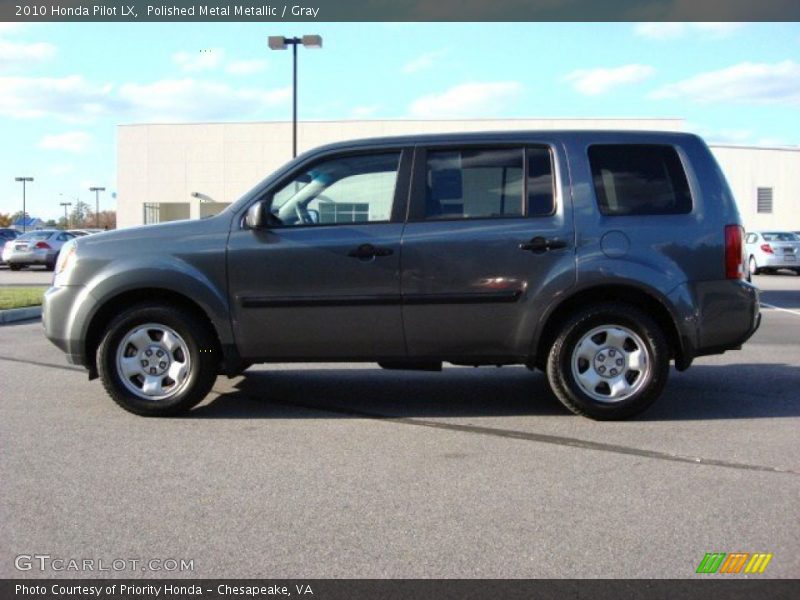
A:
298;129;701;156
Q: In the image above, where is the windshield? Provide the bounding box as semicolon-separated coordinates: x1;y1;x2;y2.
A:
762;232;800;242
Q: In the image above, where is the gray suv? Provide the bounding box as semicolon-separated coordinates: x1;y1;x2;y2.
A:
43;131;760;420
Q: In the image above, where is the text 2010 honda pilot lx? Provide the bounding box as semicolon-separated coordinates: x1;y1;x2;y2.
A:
43;131;760;420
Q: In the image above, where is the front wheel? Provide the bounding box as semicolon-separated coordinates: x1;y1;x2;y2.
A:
97;304;219;416
9;264;22;271
546;303;669;420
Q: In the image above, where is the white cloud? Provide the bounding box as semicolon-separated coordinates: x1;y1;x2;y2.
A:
117;79;291;122
0;75;114;120
173;48;225;72
0;39;56;70
634;22;744;40
39;131;93;153
650;60;800;105
409;82;522;118
0;74;291;122
225;59;268;76
402;49;446;74
564;64;655;96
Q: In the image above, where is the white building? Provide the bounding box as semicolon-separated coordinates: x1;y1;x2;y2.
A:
116;118;800;231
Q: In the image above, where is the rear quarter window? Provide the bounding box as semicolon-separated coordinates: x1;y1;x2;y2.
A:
588;144;692;216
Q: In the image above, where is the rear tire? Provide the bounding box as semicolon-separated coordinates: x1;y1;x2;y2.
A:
9;264;22;271
97;304;219;416
749;256;761;277
46;252;59;271
546;303;669;420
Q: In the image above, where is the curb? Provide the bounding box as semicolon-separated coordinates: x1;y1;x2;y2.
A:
0;305;42;324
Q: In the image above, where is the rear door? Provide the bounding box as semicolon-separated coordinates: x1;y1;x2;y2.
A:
227;148;412;360
400;140;575;360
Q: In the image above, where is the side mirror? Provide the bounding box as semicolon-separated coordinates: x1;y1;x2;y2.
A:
245;201;269;229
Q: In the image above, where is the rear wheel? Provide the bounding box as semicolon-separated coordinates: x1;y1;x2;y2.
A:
97;304;219;416
9;264;22;271
45;252;59;271
546;303;669;420
749;256;761;277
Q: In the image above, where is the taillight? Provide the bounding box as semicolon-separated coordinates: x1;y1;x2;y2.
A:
760;243;774;254
34;241;51;249
725;224;744;280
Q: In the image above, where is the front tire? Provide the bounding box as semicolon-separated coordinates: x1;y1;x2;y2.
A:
97;304;219;416
546;303;669;420
9;264;22;271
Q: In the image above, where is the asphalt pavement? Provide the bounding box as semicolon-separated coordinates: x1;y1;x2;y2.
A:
1;273;798;579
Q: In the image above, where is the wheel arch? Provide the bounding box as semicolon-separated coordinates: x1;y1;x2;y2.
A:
84;287;239;380
533;283;689;371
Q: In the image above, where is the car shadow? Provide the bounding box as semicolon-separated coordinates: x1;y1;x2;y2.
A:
759;289;800;310
188;363;800;421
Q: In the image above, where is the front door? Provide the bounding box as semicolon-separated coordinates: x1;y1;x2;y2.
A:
227;149;411;360
400;142;575;360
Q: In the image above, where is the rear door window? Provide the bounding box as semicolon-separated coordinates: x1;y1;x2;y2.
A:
423;146;555;220
588;144;692;216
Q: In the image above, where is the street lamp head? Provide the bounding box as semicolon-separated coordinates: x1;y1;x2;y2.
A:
301;35;322;49
268;36;287;50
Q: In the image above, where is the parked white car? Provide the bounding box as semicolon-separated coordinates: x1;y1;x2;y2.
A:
745;231;800;276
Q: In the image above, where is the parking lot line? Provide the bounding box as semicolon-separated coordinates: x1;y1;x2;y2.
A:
760;302;800;317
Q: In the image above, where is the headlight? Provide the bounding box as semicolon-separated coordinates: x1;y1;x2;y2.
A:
55;239;78;277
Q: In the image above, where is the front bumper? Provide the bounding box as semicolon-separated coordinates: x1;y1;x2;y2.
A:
42;285;90;367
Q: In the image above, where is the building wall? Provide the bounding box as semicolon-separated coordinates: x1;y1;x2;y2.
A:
116;118;800;232
709;145;800;231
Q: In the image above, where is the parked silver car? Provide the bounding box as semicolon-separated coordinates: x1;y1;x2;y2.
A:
3;230;77;271
0;228;21;265
745;231;800;276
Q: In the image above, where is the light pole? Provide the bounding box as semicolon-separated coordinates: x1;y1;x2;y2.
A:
59;193;79;228
14;177;33;232
268;34;322;158
89;186;105;228
59;202;72;229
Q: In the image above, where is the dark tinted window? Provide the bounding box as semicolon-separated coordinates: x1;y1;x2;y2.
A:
424;147;554;220
588;145;692;216
528;147;555;216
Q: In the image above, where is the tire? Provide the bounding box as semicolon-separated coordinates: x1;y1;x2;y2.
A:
9;264;22;271
97;303;219;416
546;303;669;420
794;269;800;276
46;252;59;271
749;256;761;277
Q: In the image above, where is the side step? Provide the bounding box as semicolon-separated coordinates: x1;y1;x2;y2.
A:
378;361;442;372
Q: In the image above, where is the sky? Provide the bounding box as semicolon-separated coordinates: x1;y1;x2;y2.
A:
0;21;799;221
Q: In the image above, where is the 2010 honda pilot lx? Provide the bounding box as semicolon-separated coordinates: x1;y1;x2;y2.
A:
43;131;760;420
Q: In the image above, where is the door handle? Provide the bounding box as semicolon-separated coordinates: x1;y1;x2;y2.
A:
347;244;394;260
519;236;568;253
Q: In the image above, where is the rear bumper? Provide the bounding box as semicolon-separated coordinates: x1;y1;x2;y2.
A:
7;249;55;265
673;279;760;362
756;254;798;269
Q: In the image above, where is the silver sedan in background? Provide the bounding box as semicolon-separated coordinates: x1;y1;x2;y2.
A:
745;231;800;276
2;230;77;271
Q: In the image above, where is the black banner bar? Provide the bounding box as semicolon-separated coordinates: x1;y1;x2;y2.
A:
2;0;800;22
2;580;800;600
